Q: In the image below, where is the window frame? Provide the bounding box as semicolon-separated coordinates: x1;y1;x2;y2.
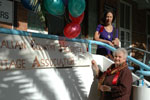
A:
146;12;150;51
119;0;132;48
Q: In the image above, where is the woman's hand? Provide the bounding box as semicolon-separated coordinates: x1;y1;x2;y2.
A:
99;85;111;92
112;38;120;47
107;41;114;47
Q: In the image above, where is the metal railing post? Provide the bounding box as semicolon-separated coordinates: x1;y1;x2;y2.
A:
88;42;92;53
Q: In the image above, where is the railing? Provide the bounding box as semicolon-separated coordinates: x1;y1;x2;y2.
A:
0;27;150;77
127;47;150;65
126;47;150;77
88;41;150;78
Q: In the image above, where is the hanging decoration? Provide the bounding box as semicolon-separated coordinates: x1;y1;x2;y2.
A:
21;0;45;25
44;0;65;16
21;0;41;12
21;0;33;10
21;0;86;39
63;0;86;38
68;0;86;17
69;12;84;24
64;23;81;39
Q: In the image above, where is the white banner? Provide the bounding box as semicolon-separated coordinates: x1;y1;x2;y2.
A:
0;0;13;23
0;32;92;70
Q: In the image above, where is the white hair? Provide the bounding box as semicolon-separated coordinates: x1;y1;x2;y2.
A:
113;48;128;59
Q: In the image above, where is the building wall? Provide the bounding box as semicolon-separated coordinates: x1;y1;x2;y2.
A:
15;2;28;31
0;1;27;31
131;1;149;64
0;1;48;33
0;22;12;29
87;0;98;39
104;0;148;49
132;2;147;48
0;0;149;50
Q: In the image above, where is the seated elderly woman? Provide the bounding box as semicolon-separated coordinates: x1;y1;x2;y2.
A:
92;48;133;100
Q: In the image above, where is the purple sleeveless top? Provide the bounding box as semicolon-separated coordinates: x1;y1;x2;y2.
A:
96;24;118;55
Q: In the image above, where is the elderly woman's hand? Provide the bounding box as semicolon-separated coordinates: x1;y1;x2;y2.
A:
99;85;111;92
91;60;99;77
92;60;96;65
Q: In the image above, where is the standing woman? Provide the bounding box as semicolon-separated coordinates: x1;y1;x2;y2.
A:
94;9;120;59
92;48;133;100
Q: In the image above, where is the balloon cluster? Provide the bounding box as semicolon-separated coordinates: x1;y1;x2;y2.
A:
44;0;86;39
21;0;86;39
64;12;84;39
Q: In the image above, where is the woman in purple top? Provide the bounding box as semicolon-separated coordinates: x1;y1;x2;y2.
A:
94;9;120;59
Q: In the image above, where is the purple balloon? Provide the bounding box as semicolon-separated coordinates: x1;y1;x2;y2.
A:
62;0;68;6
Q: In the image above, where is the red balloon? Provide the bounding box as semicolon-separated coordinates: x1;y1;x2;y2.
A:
69;12;84;24
64;23;81;39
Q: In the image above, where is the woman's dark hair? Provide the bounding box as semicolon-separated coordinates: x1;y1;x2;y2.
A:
101;9;116;24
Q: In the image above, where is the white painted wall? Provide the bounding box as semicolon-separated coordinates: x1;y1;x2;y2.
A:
0;53;114;100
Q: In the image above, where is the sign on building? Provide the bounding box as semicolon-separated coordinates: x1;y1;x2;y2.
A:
0;31;92;70
0;0;13;23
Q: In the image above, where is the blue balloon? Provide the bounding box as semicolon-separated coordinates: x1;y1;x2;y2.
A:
44;0;65;16
21;0;32;10
68;0;86;17
21;0;40;12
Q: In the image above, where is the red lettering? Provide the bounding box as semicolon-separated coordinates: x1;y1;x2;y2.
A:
32;56;40;68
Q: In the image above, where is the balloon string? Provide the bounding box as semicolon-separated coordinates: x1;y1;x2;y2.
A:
59;37;67;47
64;7;71;23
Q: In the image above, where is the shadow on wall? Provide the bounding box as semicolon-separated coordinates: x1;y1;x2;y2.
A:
0;68;93;100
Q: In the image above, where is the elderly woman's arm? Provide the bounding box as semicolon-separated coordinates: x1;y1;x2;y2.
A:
91;60;100;77
91;60;103;78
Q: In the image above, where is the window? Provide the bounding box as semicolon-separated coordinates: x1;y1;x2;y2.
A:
119;1;132;48
27;11;47;34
